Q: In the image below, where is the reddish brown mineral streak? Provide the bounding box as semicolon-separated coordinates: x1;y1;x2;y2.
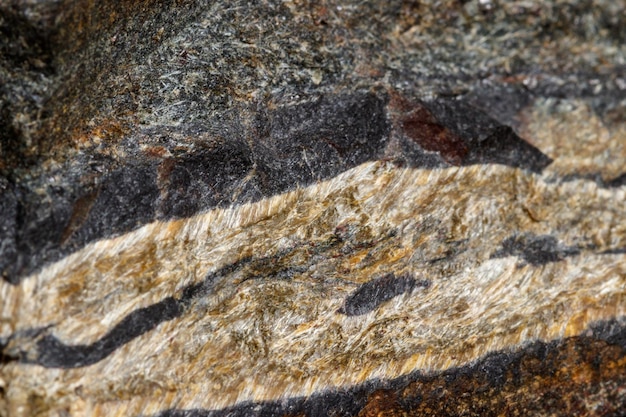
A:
348;337;626;417
60;189;98;245
389;91;468;166
400;108;468;165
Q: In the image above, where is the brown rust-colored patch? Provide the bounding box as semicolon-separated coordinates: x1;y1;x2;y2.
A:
60;189;99;245
359;336;626;417
156;157;177;201
357;389;403;417
400;104;468;166
389;92;468;165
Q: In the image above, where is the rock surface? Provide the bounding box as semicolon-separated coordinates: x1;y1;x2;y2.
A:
1;1;625;416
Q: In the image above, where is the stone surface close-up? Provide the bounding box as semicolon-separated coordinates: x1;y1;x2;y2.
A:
1;1;625;416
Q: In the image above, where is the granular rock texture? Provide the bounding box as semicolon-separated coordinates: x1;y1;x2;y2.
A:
0;1;625;416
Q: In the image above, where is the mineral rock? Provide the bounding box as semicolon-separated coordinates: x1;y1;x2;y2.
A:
1;1;625;416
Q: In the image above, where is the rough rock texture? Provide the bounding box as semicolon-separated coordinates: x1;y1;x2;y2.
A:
0;1;625;416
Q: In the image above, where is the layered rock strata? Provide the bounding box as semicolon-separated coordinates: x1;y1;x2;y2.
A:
1;1;625;416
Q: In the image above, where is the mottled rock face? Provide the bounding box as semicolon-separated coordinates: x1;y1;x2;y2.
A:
1;1;625;416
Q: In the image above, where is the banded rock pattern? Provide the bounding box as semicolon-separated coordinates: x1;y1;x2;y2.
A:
1;1;625;416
